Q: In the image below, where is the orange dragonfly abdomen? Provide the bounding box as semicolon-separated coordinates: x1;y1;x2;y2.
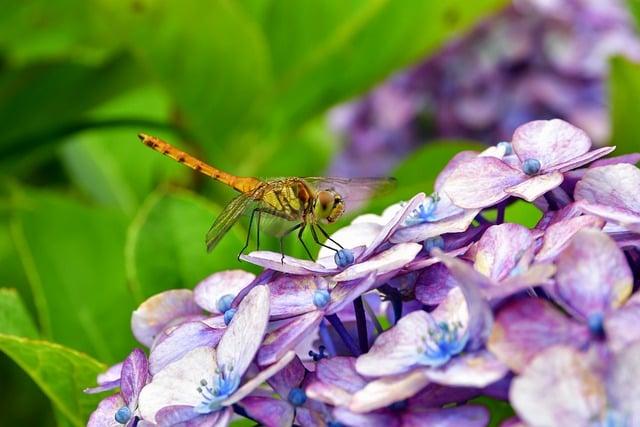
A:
138;134;262;194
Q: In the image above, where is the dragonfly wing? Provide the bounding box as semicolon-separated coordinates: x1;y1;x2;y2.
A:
303;177;397;201
206;194;255;252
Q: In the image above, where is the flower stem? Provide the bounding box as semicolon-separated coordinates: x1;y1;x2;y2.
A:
378;284;403;325
325;314;360;356
363;299;384;333
353;297;369;353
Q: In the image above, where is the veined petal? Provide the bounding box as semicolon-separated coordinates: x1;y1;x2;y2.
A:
317;222;383;260
415;264;458;306
240;396;295;427
488;298;590;373
267;355;306;400
326;273;377;314
575;163;640;213
333;243;421;282
87;394;125;427
549;145;615;173
423;351;508;388
555;229;633;320
510;346;606;427
121;348;149;408
268;275;323;319
511;119;591;170
504;172;564;202
217;285;270;378
194;270;255;314
155;405;231;427
257;311;323;366
403;406;489;427
441;157;524;209
390;208;479;244
132;289;201;347
535;215;604;262
577;201;640;232
474;224;534;281
349;370;429;413
239;251;338;275
435;151;480;191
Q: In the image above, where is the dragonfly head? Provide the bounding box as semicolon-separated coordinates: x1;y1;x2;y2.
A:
314;190;345;223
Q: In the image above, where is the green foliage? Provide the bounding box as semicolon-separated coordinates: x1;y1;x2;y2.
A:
0;288;38;338
609;56;640;154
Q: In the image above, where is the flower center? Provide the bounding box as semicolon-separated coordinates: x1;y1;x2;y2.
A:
195;365;240;414
405;193;440;226
313;290;331;308
587;312;605;338
114;406;131;424
423;235;445;253
287;387;307;407
308;345;328;361
334;248;355;267
417;321;468;367
522;158;541;176
497;141;513;156
217;294;234;313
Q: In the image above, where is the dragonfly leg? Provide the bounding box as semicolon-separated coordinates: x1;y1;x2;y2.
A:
256;210;262;251
280;222;304;263
310;225;340;253
238;208;258;261
316;224;344;249
297;224;315;261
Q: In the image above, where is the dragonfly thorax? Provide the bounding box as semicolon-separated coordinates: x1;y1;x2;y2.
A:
313;190;345;223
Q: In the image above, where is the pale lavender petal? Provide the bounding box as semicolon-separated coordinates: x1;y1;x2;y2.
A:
121;348;149;407
403;405;489;427
257;312;323;366
488;298;590;373
356;310;434;376
267;355;306;398
491;263;556;300
240;252;337;275
131;289;201;347
333;243;421;282
591;152;640;167
535;215;604;262
361;193;426;259
317;222;383;260
241;396;294;427
550;146;615;173
608;341;640;422
604;303;640;353
217;285;270;377
156;405;231;427
333;407;398;427
149;319;224;375
326;273;376;314
415;264;457;306
268;275;322;319
474;224;534;281
349;370;430;413
555;229;633;319
510;346;606;427
314;356;367;394
505;172;564;202
404;244;471;272
441;157;524;209
84;380;120;395
85;362;122;394
575;164;640;213
499;417;527;427
194;270;256;314
423;351;508;388
435;151;480;191
390;208;480;244
511;119;591;170
577;202;640;232
87;394;125;427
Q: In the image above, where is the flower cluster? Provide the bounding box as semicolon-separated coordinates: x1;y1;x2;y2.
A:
86;119;640;427
329;0;640;177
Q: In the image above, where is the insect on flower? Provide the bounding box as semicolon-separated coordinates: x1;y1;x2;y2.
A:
138;134;395;261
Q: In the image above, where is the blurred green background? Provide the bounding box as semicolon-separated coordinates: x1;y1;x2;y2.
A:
1;1;639;425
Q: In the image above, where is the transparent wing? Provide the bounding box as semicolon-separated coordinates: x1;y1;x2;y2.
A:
303;177;397;201
206;193;256;252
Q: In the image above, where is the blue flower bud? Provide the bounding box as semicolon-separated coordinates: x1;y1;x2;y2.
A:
497;141;513;156
522;158;541;176
313;289;331;308
423;236;445;253
114;406;131;424
334;248;355;268
587;312;605;337
217;294;234;313
287;387;307;407
223;308;237;325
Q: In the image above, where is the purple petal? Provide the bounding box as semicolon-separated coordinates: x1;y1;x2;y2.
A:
121;348;149;407
268;275;323;319
549;145;615;173
240;396;294;427
493;263;556;300
535;215;604;262
131;289;201;347
604;303;640;353
361;193;426;259
315;356;367;394
267;355;306;399
488;298;590;373
423;351;508;388
415;264;458;306
85;363;122;394
240;251;338;275
257;311;323;366
403;405;489;427
333;243;422;282
87;394;125;427
504;172;564;202
591;152;640;167
510;346;605;427
474;224;534;281
575;164;640;214
390;207;480;243
326;273;377;314
217;285;270;378
577;202;640;232
608;341;640;422
149;319;224;375
194;270;256;314
156;405;232;427
349;370;430;413
555;229;633;320
435;151;480;191
408;383;479;408
511;119;591;170
333;407;397;427
441;157;524;209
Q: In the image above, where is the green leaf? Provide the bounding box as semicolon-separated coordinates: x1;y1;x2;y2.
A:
126;190;253;302
470;396;515;427
627;0;640;28
0;288;38;338
11;189;136;362
504;200;542;229
0;334;105;427
609;56;640;154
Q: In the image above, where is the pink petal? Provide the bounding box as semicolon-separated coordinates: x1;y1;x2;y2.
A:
535;215;604;262
474;224;534;281
217;285;270;377
257;311;323;366
132;289;201;347
504;172;564;202
575;164;640;213
193;270;255;314
511;119;591;170
555;229;633;319
488;298;590;373
240;396;294;427
333;243;421;282
349;370;430;413
403;405;489;427
442;157;524;209
510;346;606;427
549;146;615;173
87;394;125;427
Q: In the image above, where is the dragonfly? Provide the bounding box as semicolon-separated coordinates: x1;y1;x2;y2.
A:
138;134;395;260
